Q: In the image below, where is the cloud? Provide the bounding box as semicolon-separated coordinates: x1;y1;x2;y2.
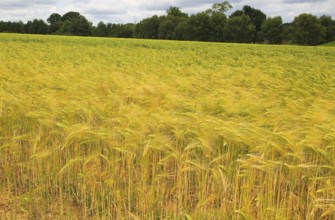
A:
0;0;334;24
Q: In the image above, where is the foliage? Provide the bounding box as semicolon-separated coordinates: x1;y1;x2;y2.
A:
206;1;232;15
224;14;256;43
25;19;48;34
319;15;335;43
292;13;325;45
187;12;211;41
0;1;334;45
166;6;188;18
134;15;161;39
47;13;62;34
261;16;283;44
230;5;266;42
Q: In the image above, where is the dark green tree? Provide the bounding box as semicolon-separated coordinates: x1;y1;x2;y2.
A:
158;16;176;40
62;12;81;22
93;21;108;37
206;1;232;15
47;13;62;34
242;6;266;32
59;12;92;36
292;13;325;45
209;12;227;42
319;15;335;43
113;23;135;38
0;21;24;33
158;7;188;40
260;16;283;44
224;15;256;43
282;23;294;44
166;6;188;18
59;20;71;35
47;13;62;24
135;15;161;39
230;6;266;42
69;16;92;36
204;2;231;42
25;19;48;34
173;20;191;40
230;10;244;17
187;12;211;41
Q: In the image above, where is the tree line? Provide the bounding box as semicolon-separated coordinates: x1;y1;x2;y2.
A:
1;1;334;45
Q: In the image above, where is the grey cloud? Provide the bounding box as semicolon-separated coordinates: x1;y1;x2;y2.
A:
84;8;127;16
0;0;334;24
282;0;327;2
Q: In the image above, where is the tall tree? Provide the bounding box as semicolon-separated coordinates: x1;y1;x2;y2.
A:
62;12;81;22
206;1;232;15
25;19;48;34
158;7;188;40
47;13;62;34
135;15;161;39
260;16;283;44
209;12;227;42
93;21;108;37
292;13;325;45
187;12;211;41
230;6;266;42
59;12;92;36
319;15;335;43
224;14;256;43
166;6;188;18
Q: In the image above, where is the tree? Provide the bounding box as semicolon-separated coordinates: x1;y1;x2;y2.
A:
292;13;325;45
230;6;266;42
260;16;283;44
59;12;92;36
0;21;24;33
230;10;244;18
173;20;191;40
187;12;211;41
135;15;161;39
282;23;294;44
93;21;108;37
166;6;188;18
158;7;189;40
47;13;62;24
69;16;92;36
224;15;256;43
319;15;335;43
209;12;227;42
111;23;135;38
206;1;232;15
158;16;177;40
59;20;71;35
25;19;48;34
242;6;266;32
47;13;62;34
62;12;81;22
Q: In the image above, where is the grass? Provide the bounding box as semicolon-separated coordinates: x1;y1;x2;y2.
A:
1;33;335;219
321;41;335;46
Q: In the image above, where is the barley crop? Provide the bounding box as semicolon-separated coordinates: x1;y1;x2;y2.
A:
0;33;335;219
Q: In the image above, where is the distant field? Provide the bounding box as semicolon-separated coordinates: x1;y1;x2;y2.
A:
322;41;335;46
1;33;335;219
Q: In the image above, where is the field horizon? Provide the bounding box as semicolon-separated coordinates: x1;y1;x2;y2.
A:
1;33;335;219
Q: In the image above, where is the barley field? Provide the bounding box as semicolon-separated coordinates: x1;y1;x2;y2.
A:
0;33;335;219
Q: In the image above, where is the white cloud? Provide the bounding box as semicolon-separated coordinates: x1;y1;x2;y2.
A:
0;0;334;24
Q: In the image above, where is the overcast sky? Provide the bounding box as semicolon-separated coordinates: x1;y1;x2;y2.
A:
0;0;334;24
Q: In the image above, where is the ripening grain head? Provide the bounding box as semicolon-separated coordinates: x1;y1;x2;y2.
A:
0;33;335;219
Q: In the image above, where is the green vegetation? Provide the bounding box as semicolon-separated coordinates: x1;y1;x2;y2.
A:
322;41;335;46
1;1;335;45
1;33;335;219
